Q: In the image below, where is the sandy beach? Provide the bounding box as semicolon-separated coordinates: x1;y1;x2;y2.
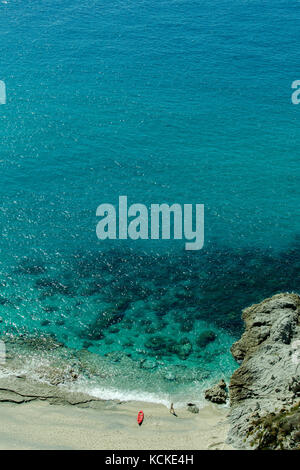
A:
0;399;231;450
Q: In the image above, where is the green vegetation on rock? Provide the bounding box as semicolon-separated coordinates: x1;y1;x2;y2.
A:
247;402;300;450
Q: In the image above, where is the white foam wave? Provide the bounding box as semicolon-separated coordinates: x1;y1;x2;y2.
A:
84;385;172;407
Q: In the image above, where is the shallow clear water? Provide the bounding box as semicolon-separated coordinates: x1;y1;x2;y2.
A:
0;0;299;404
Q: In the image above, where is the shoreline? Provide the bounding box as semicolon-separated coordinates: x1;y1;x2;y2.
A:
0;334;235;409
0;372;232;450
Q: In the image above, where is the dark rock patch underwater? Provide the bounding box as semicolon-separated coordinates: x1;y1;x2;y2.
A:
0;238;299;377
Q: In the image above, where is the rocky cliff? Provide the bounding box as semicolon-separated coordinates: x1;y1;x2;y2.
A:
228;293;300;450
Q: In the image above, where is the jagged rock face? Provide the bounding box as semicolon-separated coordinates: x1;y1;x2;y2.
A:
247;403;300;450
205;379;228;404
228;293;300;449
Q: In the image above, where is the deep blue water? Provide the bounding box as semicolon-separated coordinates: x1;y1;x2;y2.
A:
0;0;299;403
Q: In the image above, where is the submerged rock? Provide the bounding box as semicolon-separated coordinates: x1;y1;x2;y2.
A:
0;296;10;306
205;379;228;404
173;338;193;360
43;306;59;313
17;258;46;275
196;330;216;348
180;322;193;333
86;301;130;340
8;334;63;351
104;351;124;363
36;365;79;386
140;359;157;370
163;371;176;381
145;335;192;360
145;335;170;352
228;292;300;450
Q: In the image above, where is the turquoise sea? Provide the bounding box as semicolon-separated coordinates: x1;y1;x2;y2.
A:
0;0;299;405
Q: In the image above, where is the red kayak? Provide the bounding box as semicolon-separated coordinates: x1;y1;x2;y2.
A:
137;410;144;426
